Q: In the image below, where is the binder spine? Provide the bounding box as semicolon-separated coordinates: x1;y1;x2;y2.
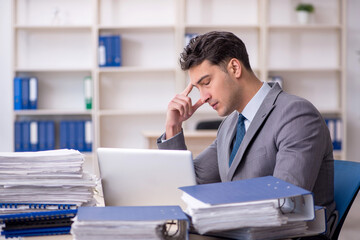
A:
14;121;22;152
30;121;38;151
21;78;30;110
29;77;38;109
14;77;22;110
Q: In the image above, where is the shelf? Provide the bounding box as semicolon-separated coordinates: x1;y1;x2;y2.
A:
99;110;166;116
98;66;176;73
15;67;92;73
267;24;342;30
98;25;175;32
185;24;259;31
268;67;342;72
15;25;92;31
14;109;93;116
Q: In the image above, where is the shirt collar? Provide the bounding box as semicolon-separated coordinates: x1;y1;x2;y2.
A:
240;82;271;128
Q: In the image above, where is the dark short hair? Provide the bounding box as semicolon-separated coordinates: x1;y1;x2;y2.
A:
180;31;252;72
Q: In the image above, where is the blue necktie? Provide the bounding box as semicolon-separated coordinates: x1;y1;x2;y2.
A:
229;114;246;167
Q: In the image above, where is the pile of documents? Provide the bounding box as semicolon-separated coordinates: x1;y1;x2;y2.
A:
71;206;189;240
180;176;326;239
208;206;326;240
0;149;98;207
0;149;99;238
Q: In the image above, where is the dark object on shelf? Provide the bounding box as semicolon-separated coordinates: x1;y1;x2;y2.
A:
196;120;222;130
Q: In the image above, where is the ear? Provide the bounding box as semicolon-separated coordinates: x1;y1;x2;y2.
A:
227;58;242;78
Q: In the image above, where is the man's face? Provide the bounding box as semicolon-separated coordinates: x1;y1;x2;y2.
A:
189;60;240;117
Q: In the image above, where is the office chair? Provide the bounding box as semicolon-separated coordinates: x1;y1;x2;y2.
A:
330;160;360;239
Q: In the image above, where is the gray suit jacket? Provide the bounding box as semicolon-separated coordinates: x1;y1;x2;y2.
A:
157;83;335;214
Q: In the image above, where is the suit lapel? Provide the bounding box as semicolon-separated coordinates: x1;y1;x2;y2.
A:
218;112;238;180
226;83;282;181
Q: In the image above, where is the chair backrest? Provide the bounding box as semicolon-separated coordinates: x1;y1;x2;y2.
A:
332;160;360;239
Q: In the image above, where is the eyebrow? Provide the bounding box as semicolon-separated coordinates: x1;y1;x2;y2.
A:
193;75;210;87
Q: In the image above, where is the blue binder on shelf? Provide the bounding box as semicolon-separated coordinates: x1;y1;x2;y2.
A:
22;121;31;152
98;35;122;67
29;121;38;151
14;121;22;152
21;77;30;110
59;121;68;149
179;176;315;222
68;121;76;149
14;77;22;110
29;77;38;109
112;35;121;67
46;121;55;150
38;121;47;151
84;120;92;152
76;121;85;152
98;36;107;67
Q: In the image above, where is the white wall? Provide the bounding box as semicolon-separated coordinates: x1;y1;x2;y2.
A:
0;0;13;151
0;0;359;158
346;0;360;161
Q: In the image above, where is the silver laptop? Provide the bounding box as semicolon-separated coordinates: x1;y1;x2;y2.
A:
97;148;196;209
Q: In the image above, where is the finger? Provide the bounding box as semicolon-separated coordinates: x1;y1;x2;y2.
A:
170;97;190;116
192;99;204;112
173;94;193;115
181;82;194;96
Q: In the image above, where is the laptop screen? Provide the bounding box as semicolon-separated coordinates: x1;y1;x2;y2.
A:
97;148;196;209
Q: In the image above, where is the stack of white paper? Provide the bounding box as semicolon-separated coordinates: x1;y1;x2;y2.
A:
0;149;99;213
183;193;287;234
209;206;327;240
210;221;308;240
71;206;189;240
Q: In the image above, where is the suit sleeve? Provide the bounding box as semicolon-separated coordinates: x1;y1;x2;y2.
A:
193;139;221;184
273;98;332;191
157;131;187;150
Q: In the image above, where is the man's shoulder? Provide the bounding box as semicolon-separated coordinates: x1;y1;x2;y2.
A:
276;90;316;109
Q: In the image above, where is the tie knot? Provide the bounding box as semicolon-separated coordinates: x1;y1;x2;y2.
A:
238;114;246;123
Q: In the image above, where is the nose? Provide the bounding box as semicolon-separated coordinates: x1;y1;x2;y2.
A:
200;89;210;103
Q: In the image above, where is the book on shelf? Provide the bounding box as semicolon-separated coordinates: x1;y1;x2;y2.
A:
98;35;122;67
14;120;55;152
14;77;22;110
13;76;38;110
83;76;92;110
325;118;342;151
179;176;316;235
185;33;198;46
268;75;283;88
71;206;189;240
60;120;92;152
29;77;38;109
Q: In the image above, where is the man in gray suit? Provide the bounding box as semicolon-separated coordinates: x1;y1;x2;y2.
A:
157;31;335;235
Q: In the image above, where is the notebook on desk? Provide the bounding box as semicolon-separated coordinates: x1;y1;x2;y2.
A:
97;148;197;209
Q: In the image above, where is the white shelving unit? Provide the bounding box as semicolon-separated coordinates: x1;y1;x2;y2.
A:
11;0;347;175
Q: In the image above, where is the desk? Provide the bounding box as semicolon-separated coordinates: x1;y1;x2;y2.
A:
22;235;72;240
21;233;225;240
143;130;217;157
